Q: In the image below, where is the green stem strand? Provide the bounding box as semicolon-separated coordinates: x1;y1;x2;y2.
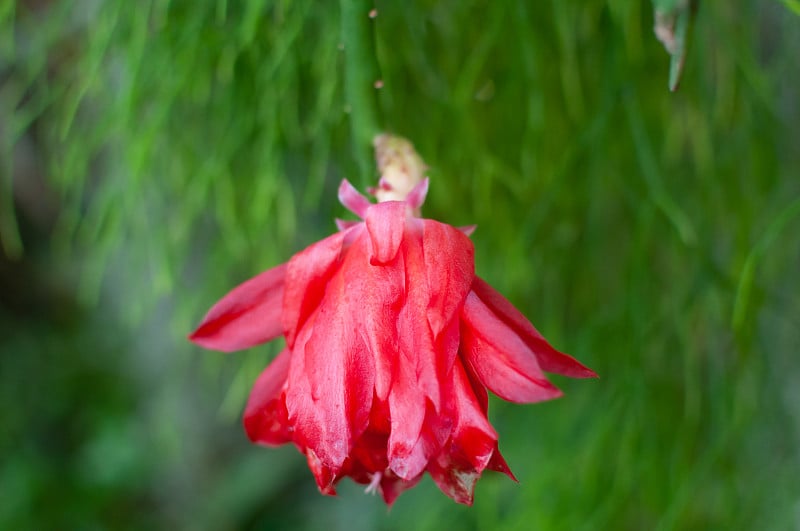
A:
732;196;800;333
340;0;382;185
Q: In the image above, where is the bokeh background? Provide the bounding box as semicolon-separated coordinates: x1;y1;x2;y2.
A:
2;1;799;529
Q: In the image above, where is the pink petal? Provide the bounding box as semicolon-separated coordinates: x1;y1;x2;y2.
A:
461;358;489;414
387;360;429;479
347;424;390;476
342;233;403;402
305;447;338;495
461;291;563;403
421;219;475;338
287;259;374;477
388;373;454;481
427;362;500;505
405;177;429;211
189;264;287;352
379;472;423;506
396;220;443;411
365;201;406;265
282;230;348;349
427;462;480;506
447;361;498;470
243;348;292;446
471;277;598;378
387;360;453;481
284;319;326;474
337;179;372;218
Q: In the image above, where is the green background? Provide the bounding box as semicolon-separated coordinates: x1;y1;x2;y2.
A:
2;1;799;529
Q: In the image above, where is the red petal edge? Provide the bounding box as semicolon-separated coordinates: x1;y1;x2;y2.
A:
471;277;598;379
244;348;293;446
189;263;287;352
461;290;562;403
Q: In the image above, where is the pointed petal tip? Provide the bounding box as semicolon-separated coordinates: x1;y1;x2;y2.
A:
187;327;237;353
469;277;596;379
338;179;372;218
458;225;477;237
487;449;517;482
305;448;341;496
532;382;565;402
405;176;429;210
583;367;600;379
550;349;599;379
188;264;287;353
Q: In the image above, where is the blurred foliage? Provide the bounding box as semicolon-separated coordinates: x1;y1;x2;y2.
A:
1;0;799;529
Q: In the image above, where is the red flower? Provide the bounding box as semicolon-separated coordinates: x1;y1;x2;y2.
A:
190;178;596;505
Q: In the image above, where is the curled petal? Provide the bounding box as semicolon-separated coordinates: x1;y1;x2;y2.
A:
338;179;372;219
379;472;423;506
422;219;475;338
365;201;406;265
461;291;563;403
445;361;497;471
306;448;338;495
428;361;499;505
405;177;430;211
348;425;390;477
343;235;403;402
387;361;429;479
471;277;598;379
244;349;292;446
189;264;287;352
397;221;444;411
282;231;348;348
287;261;374;478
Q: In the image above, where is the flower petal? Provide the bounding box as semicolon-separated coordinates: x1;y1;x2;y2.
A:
405;176;429;211
343;232;403;402
284;318;327;482
428;361;499;505
461;291;563;403
282;230;349;348
486;448;516;481
305;447;338;495
397;220;444;411
338;179;372;218
365;201;406;265
422;219;475;338
189;264;287;352
471;277;598;378
287;258;374;478
387;360;429;479
243;348;292;446
379;472;423;506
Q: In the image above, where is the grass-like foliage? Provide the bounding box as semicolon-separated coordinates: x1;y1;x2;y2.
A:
1;1;799;529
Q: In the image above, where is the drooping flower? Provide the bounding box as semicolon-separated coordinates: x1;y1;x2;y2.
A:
190;138;596;505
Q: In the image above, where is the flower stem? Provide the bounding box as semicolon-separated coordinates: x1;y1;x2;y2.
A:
340;0;382;186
